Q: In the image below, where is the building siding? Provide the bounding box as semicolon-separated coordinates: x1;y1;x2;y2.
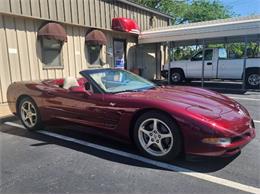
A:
0;0;169;31
0;0;170;103
0;14;138;103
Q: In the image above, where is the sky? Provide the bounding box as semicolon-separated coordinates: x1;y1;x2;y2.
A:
218;0;260;16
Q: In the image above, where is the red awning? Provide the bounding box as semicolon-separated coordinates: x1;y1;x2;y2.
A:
85;30;107;45
38;22;67;42
112;18;140;34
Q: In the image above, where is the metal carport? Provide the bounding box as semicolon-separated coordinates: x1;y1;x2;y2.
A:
138;15;260;90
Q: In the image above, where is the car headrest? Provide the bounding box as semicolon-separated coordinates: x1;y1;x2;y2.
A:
77;77;88;86
63;77;79;89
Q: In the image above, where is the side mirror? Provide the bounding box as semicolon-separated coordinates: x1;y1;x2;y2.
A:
69;86;91;96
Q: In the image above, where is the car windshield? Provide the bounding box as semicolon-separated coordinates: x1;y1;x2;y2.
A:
82;69;156;93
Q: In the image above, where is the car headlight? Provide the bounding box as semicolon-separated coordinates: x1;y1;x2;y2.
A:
202;137;231;146
249;120;255;129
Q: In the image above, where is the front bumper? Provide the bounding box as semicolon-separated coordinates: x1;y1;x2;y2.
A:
186;127;256;157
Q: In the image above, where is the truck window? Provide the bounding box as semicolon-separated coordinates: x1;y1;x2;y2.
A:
219;48;227;59
191;51;203;61
191;49;213;61
247;46;260;58
204;49;213;60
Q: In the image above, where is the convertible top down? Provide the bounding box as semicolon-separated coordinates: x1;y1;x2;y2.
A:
7;68;255;161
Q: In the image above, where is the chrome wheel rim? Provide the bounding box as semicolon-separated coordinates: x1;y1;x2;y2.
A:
20;101;37;128
138;118;173;157
171;72;181;82
248;74;260;86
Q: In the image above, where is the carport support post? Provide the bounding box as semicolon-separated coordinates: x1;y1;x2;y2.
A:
201;40;206;88
167;41;172;85
242;36;248;90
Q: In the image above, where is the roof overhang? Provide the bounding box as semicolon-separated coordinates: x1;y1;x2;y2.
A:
138;16;260;45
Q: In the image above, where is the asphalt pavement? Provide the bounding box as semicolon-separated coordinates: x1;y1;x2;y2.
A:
0;86;259;193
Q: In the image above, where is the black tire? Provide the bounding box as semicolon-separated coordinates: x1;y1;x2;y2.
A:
245;71;260;89
133;111;182;162
18;97;43;131
170;69;185;84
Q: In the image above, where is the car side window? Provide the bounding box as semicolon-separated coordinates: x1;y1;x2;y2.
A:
204;49;213;61
89;83;99;93
191;49;213;61
218;48;228;59
191;51;203;61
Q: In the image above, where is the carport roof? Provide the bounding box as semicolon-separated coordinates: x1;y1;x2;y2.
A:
138;15;260;46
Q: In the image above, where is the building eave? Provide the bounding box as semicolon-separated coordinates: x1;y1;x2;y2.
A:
139;15;260;45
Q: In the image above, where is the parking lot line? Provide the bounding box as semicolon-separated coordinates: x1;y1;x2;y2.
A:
3;121;260;194
254;120;260;124
229;96;260;101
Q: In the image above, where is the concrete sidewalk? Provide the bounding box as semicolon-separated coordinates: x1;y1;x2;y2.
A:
0;104;13;118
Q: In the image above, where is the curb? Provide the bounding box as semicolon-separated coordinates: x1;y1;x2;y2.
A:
0;115;18;124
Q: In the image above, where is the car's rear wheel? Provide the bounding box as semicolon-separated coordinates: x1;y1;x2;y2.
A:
19;97;42;131
133;111;182;162
246;71;260;89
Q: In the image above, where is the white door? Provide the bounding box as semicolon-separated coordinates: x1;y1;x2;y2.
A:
187;49;214;78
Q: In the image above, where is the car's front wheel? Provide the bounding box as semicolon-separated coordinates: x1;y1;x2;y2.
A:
19;97;42;131
170;69;185;84
133;111;182;162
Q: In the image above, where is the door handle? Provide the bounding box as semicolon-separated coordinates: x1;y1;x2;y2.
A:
207;62;212;65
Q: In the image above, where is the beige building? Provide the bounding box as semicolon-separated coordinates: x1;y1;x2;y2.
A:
0;0;171;104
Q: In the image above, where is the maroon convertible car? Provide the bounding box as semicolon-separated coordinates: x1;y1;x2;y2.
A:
7;68;255;161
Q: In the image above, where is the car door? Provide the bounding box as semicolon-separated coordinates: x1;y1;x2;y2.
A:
99;94;126;130
43;86;107;129
187;49;214;78
217;48;244;79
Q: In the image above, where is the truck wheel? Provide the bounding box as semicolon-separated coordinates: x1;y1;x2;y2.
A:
170;70;184;84
246;72;260;89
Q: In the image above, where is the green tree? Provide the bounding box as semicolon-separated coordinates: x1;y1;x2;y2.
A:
133;0;260;61
182;0;233;23
133;0;234;24
133;0;235;60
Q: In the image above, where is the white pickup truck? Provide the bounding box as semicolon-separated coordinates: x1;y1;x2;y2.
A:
161;48;260;89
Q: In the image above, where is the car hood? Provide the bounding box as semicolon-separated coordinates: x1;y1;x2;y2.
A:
125;86;242;119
